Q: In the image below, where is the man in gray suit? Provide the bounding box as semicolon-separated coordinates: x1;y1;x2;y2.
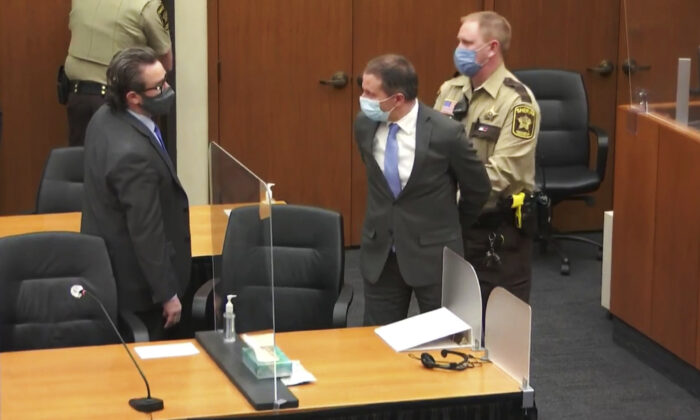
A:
355;54;491;325
82;47;190;340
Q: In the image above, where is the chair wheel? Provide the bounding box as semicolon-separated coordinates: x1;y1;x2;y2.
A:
560;262;570;275
597;247;603;261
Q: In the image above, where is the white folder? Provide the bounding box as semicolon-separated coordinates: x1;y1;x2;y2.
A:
375;247;483;352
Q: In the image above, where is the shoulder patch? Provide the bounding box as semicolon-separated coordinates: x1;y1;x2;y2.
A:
511;105;536;139
157;2;170;31
503;77;532;104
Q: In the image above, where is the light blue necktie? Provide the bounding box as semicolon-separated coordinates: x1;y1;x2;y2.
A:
153;125;166;151
384;123;401;198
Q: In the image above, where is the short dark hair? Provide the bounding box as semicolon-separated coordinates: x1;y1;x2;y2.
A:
364;54;418;100
105;47;159;111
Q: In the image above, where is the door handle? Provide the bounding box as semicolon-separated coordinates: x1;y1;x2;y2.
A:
622;59;651;76
319;71;349;88
586;59;615;76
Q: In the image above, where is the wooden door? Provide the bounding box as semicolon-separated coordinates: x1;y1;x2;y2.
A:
215;0;354;239
617;0;700;106
0;0;71;214
495;0;621;231
214;0;483;245
350;0;483;244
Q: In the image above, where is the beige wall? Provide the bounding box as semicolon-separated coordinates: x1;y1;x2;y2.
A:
175;0;208;205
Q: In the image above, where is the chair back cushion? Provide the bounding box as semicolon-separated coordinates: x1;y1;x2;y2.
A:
221;205;344;332
36;147;84;213
0;232;118;351
513;69;589;168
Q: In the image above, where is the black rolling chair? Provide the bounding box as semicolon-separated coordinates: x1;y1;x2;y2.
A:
36;146;84;213
513;69;609;275
0;232;148;351
193;204;353;333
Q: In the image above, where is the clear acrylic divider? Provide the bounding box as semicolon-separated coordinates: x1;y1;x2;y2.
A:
441;247;482;348
484;287;531;387
205;142;287;409
622;0;700;132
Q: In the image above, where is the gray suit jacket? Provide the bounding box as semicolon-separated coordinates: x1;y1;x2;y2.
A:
81;105;191;312
354;102;490;287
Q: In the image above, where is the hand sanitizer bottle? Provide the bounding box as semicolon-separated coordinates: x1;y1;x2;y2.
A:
224;294;237;342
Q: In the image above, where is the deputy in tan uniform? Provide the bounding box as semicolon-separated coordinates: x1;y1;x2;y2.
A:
435;11;540;307
64;0;172;146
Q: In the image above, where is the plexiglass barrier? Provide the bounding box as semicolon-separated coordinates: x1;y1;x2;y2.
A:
621;0;700;132
441;247;483;349
199;142;293;409
484;287;531;386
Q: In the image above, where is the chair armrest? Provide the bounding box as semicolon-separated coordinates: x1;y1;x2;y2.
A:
588;124;609;181
332;284;354;328
192;277;219;324
118;310;150;342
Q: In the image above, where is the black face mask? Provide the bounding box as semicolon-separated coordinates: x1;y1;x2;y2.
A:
140;86;175;116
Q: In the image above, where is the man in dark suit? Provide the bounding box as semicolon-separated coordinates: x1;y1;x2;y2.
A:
81;47;190;340
355;54;491;325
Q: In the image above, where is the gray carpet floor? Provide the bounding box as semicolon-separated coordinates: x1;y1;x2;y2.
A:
343;234;700;419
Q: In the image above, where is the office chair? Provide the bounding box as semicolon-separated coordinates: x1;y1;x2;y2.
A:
35;146;84;213
0;232;148;351
192;204;353;333
513;69;609;275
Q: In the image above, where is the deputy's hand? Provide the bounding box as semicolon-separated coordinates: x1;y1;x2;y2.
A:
162;295;182;328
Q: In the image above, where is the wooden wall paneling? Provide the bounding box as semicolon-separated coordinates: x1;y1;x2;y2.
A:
216;0;353;240
0;0;71;214
350;0;483;244
617;0;700;106
609;108;657;335
698;245;700;370
495;0;621;232
650;124;700;366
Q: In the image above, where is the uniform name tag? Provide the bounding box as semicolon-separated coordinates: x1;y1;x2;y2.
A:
469;122;501;141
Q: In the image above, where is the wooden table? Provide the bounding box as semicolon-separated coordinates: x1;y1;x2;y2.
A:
0;327;523;420
0;204;262;258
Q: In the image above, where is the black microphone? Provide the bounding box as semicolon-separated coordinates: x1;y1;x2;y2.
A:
70;285;164;413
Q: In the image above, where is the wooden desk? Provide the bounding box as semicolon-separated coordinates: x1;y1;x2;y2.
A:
0;327;523;419
612;105;700;369
0;204;259;258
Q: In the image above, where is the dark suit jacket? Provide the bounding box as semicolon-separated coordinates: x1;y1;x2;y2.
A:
354;102;490;287
81;105;191;312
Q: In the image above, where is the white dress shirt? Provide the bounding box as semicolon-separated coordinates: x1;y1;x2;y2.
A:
372;100;419;189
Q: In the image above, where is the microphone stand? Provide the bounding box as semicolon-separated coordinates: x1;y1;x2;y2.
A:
81;289;164;413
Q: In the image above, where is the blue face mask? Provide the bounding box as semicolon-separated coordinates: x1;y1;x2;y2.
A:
453;45;488;77
359;95;396;122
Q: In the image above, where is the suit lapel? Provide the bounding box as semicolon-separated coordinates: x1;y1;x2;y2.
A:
361;118;398;200
357;117;379;157
120;112;183;190
402;102;431;194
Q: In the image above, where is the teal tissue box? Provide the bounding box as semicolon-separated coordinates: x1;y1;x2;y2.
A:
242;345;293;379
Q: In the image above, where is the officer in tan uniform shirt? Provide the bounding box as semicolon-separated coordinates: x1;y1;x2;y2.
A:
64;0;172;146
435;11;540;307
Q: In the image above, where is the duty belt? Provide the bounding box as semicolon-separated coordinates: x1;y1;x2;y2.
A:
72;81;107;96
472;211;506;230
